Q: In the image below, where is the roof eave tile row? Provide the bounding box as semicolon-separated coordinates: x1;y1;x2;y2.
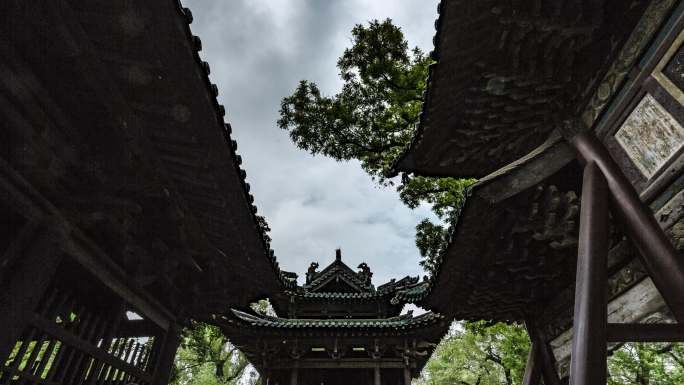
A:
229;309;445;330
304;266;373;292
175;0;289;291
386;0;443;178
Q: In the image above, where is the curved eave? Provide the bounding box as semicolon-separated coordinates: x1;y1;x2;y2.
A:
166;0;287;306
0;0;287;315
389;0;651;179
226;309;445;331
399;136;578;320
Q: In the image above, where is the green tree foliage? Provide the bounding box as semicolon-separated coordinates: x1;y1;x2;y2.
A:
278;19;474;273
278;19;427;180
418;321;530;385
608;343;684;385
172;301;272;385
171;321;255;385
278;15;684;385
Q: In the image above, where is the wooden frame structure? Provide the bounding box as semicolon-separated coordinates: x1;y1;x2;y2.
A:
390;0;684;384
0;0;285;383
220;251;448;385
0;160;179;384
3;0;683;384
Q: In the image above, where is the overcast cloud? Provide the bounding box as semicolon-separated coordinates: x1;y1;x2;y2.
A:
184;0;439;288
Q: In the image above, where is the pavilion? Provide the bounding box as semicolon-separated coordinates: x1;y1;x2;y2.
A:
0;1;286;383
389;0;684;384
1;0;683;385
218;249;448;385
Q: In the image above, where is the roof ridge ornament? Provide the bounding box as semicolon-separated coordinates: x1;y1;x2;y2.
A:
305;262;319;285
357;262;373;286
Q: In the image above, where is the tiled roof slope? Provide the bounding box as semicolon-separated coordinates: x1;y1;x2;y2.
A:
174;1;294;295
390;0;652;178
230;309;444;330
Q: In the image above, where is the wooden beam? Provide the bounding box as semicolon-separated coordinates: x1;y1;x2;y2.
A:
607;323;684;342
85;301;127;385
267;359;408;370
118;319;161;337
30;314;152;382
569;130;684;321
403;365;412;385
151;324;181;385
1;154;174;330
526;322;563;385
522;341;542;385
538;336;563;385
62;233;173;331
290;367;298;385
0;366;60;385
0;224;61;363
569;161;608;385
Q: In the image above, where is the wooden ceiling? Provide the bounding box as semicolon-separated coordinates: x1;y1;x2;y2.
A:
0;0;283;319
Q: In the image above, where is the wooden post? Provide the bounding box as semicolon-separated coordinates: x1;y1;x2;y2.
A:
404;365;412;385
152;324;181;385
374;365;382;385
522;341;541;385
607;323;684;342
0;223;61;362
290;367;298;385
85;301;127;384
569;131;684;321
261;368;270;385
538;339;563;385
526;322;563;385
569;161;608;385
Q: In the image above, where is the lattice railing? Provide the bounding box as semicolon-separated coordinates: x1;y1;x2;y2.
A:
1;273;160;384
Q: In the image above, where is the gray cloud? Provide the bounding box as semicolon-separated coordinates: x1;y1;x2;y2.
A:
184;0;438;288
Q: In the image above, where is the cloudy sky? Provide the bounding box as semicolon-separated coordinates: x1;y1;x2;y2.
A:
184;0;439;287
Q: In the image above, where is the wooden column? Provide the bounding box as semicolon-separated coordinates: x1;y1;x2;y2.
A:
526;322;563;385
403;365;412;385
569;161;608;385
374;365;382;385
607;323;684;342
538;339;563;385
290;367;298;385
569;130;684;321
152;323;181;385
0;222;61;362
521;341;542;385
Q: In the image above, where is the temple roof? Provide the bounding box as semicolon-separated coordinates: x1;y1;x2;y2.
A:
390;0;652;178
385;0;679;327
220;307;450;378
399;161;585;322
0;0;286;316
303;251;374;293
229;309;444;330
270;250;423;316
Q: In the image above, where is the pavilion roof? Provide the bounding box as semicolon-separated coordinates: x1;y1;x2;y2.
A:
389;0;651;178
270;252;423;317
0;0;286;318
287;291;394;301
391;134;584;321
228;309;445;330
385;0;678;328
220;309;449;377
303;257;374;293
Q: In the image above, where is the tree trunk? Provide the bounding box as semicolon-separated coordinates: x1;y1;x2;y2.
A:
215;360;226;380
